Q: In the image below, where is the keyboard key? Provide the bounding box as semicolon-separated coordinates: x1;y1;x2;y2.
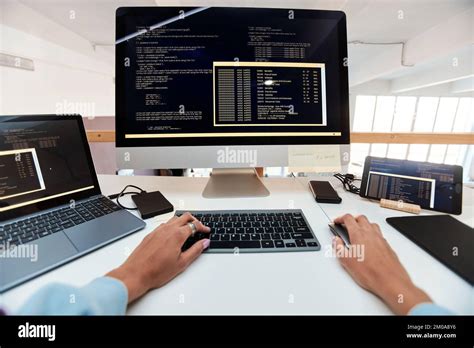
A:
274;240;285;248
72;216;84;224
261;240;274;248
210;241;261;249
261;234;271;240
285;242;296;248
292;232;313;239
281;233;292;239
10;230;21;238
221;234;230;241
38;230;50;238
250;234;261;240
21;235;37;243
230;234;240;241
294;227;310;232
9;236;20;245
307;242;318;247
271;233;281;239
62;222;74;229
50;226;62;233
210;234;220;241
295;239;307;247
240;234;250;240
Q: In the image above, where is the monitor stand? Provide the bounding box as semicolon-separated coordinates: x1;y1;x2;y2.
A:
202;168;270;198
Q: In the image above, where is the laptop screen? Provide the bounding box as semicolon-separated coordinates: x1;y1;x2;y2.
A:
0;115;100;219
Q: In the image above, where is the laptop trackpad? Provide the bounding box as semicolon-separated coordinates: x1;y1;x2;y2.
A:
1;233;78;291
65;211;144;252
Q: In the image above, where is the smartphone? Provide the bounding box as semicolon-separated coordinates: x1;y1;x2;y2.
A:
309;181;341;204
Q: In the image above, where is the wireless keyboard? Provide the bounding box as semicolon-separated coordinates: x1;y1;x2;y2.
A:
175;210;320;253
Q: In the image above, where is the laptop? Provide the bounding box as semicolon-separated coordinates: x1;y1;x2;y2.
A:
0;115;145;292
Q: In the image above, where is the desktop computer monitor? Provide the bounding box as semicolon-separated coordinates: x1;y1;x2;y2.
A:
115;7;350;197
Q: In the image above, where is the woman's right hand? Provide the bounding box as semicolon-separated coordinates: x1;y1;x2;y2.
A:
107;212;210;303
332;214;432;314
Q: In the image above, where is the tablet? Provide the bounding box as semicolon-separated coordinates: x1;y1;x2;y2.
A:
360;156;463;215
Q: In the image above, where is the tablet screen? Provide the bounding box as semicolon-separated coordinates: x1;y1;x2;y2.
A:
360;157;463;214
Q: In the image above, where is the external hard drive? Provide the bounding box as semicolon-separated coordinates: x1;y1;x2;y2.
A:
131;191;174;219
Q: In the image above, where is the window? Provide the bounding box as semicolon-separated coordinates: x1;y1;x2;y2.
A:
349;96;473;175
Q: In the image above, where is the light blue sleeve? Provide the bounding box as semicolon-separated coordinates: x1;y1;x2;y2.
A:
18;277;128;315
409;302;454;315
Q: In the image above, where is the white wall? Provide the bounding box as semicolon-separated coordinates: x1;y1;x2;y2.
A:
0;1;115;116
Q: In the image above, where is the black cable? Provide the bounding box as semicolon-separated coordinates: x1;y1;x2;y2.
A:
108;184;146;210
333;173;361;195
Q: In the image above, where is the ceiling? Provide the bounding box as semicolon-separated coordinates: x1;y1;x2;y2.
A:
4;0;474;92
16;0;473;46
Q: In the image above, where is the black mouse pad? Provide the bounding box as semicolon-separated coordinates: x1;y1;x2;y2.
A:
386;215;474;285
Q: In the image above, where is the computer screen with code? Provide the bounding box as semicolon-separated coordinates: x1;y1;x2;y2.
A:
0;118;96;214
116;7;349;146
363;157;462;213
0;148;45;200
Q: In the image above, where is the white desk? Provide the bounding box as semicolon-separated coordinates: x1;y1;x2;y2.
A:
3;175;473;314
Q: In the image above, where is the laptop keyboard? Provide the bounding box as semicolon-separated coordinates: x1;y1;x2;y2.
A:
0;196;121;246
176;210;320;252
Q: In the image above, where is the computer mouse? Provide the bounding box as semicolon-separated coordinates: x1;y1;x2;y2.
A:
328;223;351;248
181;232;210;252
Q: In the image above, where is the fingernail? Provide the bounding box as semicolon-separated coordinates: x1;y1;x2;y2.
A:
202;239;210;250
